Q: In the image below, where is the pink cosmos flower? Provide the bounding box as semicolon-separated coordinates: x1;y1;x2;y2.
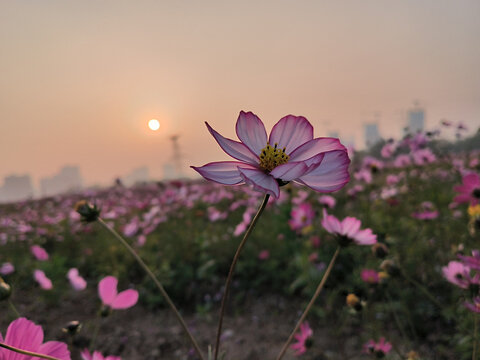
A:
442;261;477;289
361;269;380;284
464;297;480;314
67;268;87;291
458;250;480;271
318;195;336;208
192;111;350;198
363;337;392;356
30;245;49;261
454;173;480;206
290;322;313;356
0;262;14;276
34;270;53;290
98;276;138;310
258;250;270;260
0;318;70;360
81;349;121;360
288;203;315;232
321;209;377;246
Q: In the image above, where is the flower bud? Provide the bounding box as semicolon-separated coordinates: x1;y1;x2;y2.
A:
62;320;82;336
372;243;389;259
380;259;400;277
0;277;11;301
74;201;100;223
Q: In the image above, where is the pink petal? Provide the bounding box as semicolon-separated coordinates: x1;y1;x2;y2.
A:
81;349;92;360
235;111;267;156
206;122;259;165
270;162;308;181
321;209;342;234
38;341;71;360
98;276;118;306
269;115;313;154
341;217;361;238
297;150;350;193
192;161;255;185
289;137;346;162
353;228;377;245
111;289;139;309
4;318;44;354
237;168;280;198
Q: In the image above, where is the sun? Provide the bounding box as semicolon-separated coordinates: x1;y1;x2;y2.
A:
148;119;160;131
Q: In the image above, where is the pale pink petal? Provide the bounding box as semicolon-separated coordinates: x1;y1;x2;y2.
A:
235;111;267;156
297;150;350;193
38;341;71;360
93;351;105;360
238;168;280;198
81;349;93;360
206;122;259;165
269;115;313;154
340;217;361;238
270;162;308;181
321;209;342;234
111;289;139;309
31;245;49;261
34;270;53;290
289;137;346;162
192;162;256;185
98;276;118;306
353;228;377;245
5;317;44;354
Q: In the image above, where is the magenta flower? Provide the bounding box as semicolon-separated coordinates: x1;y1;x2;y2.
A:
0;318;70;359
361;269;380;284
98;276;139;310
67;268;87;291
442;261;477;289
454;173;480;206
464;297;480;313
288;203;315;232
34;270;53;290
321;209;377;246
192;111;350;198
363;337;392;356
290;322;313;356
0;262;14;276
318;195;336;208
458;250;480;271
81;349;121;360
30;245;49;261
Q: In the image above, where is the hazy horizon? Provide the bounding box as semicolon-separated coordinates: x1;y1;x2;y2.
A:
1;0;479;187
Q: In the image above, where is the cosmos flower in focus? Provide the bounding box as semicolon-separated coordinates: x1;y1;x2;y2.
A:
321;209;377;246
0;318;70;360
192;111;350;198
290;322;313;356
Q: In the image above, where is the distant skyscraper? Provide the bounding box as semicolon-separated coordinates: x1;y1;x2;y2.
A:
364;123;381;148
40;165;82;197
407;102;425;134
0;174;34;203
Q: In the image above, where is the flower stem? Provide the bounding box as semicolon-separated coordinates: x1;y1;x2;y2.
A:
276;246;341;360
400;270;443;309
213;194;270;360
0;342;62;360
8;300;20;318
89;316;101;352
97;218;205;360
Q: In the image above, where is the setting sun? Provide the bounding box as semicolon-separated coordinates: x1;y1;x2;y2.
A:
148;119;160;131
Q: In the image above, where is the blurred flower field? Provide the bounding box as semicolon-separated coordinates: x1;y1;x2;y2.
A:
1;122;480;360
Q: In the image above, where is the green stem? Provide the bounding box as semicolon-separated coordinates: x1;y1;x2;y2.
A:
400;270;443;310
276;246;341;360
8;300;20;318
89;316;101;352
0;342;62;360
214;194;270;360
98;218;205;360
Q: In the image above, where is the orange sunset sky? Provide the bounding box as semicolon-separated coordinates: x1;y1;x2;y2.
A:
1;1;479;187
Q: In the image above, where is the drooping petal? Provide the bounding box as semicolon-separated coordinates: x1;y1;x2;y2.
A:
192;162;256;185
289;137;346;162
269;115;313;154
341;217;361;238
206;122;259;165
98;276;118;306
238;168;280;198
111;289;139;309
4;318;44;355
270;162;308;181
38;341;71;360
235;111;268;156
297;150;350;193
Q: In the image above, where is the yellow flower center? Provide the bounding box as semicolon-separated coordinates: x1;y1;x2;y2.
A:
468;205;480;218
259;143;289;172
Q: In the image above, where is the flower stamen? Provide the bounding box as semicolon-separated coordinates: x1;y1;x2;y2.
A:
259;143;289;172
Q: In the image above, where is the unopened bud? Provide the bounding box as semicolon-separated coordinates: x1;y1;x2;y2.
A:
346;293;363;311
0;278;11;301
380;259;400;277
62;320;82;336
74;201;100;223
372;243;389;259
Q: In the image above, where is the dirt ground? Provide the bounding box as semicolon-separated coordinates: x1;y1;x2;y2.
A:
1;288;368;360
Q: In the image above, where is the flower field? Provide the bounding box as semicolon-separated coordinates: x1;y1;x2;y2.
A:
1;119;479;359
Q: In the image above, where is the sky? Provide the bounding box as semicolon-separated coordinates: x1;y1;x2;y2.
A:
1;0;479;187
